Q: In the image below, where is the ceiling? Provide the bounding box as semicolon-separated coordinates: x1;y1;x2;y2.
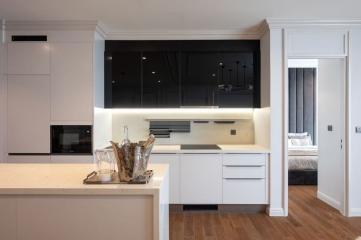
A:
1;0;361;33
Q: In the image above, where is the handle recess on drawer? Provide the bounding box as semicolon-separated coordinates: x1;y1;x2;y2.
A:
223;166;265;179
223;154;266;166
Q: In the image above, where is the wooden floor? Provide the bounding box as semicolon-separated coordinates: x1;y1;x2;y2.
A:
169;186;361;240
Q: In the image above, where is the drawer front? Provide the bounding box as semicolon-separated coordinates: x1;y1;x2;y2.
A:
223;179;267;204
223;166;265;179
223;154;266;166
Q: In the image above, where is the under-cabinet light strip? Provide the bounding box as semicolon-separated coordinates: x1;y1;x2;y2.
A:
110;108;254;114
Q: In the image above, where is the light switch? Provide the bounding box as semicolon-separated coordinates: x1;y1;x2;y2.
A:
356;126;361;133
327;125;333;131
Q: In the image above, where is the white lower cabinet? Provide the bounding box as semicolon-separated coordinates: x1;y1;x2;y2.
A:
222;153;268;204
150;154;180;204
180;154;222;204
149;152;268;205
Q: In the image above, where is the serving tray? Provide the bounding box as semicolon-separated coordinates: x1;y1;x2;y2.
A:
83;170;153;184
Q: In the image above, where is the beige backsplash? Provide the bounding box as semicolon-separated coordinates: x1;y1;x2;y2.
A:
112;112;254;145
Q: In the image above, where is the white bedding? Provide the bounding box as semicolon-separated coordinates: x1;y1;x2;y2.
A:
288;145;318;156
288;145;318;170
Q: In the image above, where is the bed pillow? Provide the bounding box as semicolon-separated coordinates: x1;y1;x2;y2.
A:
288;132;309;139
289;135;313;146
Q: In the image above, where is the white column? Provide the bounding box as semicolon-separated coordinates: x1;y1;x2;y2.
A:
348;29;361;217
268;28;287;216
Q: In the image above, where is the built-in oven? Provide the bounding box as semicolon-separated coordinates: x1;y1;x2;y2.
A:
51;125;92;155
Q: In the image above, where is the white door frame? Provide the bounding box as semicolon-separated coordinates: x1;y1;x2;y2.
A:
282;32;349;216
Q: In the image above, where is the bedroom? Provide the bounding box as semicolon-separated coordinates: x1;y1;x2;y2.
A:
288;58;346;212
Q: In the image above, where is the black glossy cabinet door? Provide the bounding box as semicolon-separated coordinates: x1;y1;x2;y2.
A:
142;52;180;107
110;52;141;107
215;52;255;107
105;40;260;108
181;52;220;106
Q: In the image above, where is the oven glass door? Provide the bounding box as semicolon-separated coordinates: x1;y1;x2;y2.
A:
51;125;92;154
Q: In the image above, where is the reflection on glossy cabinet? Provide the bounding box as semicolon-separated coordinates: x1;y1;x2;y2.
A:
142;52;180;107
181;52;219;106
150;153;180;204
7;42;50;75
50;43;93;122
111;52;141;107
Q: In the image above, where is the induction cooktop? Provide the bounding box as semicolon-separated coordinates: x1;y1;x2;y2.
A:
180;144;221;150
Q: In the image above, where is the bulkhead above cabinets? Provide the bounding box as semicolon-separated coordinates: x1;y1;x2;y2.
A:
104;40;260;108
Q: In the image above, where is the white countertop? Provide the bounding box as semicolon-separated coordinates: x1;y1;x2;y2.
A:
0;163;169;196
152;144;270;154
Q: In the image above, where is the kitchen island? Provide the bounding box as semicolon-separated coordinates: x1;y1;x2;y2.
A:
0;163;169;240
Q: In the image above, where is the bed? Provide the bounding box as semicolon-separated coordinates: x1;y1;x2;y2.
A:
288;133;318;185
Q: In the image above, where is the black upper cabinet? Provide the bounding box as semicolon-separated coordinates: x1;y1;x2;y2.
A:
142;52;180;107
105;40;260;108
110;52;141;107
181;52;219;106
215;52;256;107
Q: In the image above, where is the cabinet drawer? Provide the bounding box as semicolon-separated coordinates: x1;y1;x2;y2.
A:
223;179;267;204
223;166;265;179
223;154;266;166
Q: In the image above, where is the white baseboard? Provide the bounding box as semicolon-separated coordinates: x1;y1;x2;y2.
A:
317;191;341;210
266;207;286;217
349;208;361;217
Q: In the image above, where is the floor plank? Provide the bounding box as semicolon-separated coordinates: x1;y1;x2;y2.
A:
169;186;361;240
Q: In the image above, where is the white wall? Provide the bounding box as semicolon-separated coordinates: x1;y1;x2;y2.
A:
317;59;345;210
254;108;270;148
111;110;255;145
348;29;361;216
268;20;361;217
0;21;5;162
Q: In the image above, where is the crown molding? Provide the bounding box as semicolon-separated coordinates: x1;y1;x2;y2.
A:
5;20;101;31
94;21;107;39
3;20;267;40
266;18;361;29
105;29;263;40
6;18;360;40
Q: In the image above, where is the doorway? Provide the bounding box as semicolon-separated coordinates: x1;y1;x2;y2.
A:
287;58;346;214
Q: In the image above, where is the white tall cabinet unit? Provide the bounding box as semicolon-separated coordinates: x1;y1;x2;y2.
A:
6;42;51;163
7;75;51;153
51;43;93;123
3;21;105;163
